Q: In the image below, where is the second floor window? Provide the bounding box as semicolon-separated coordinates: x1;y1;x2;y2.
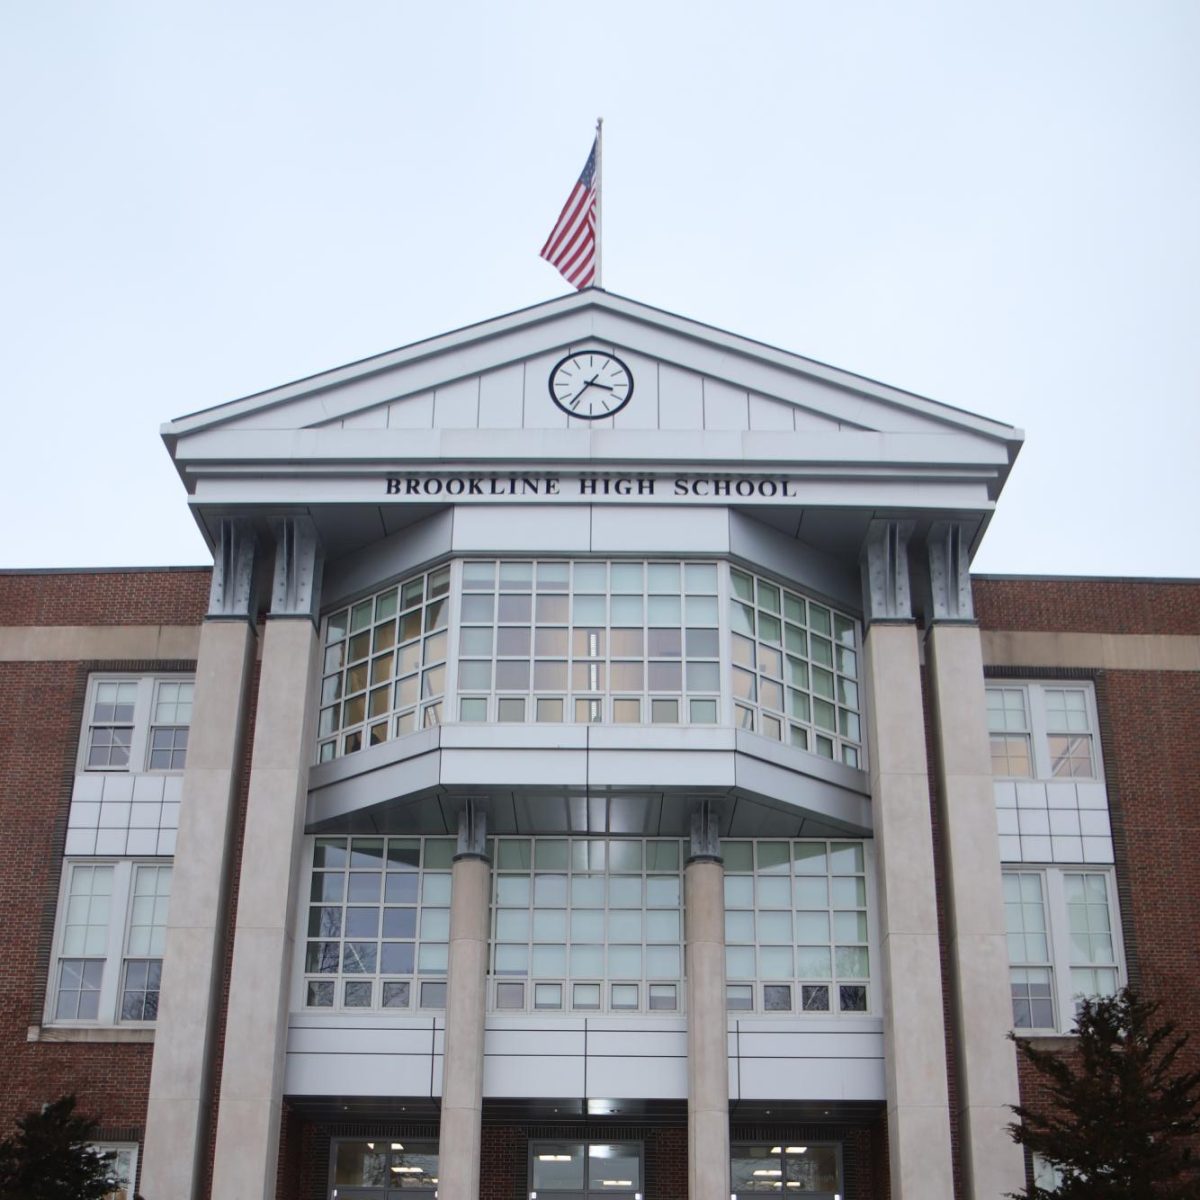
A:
83;676;194;773
987;683;1099;781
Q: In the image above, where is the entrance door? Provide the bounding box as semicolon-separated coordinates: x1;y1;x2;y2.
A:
530;1141;643;1200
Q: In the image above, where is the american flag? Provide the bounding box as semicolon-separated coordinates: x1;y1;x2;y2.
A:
540;138;598;289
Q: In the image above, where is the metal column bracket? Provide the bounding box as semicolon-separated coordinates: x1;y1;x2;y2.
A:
927;520;976;622
861;519;915;623
454;800;489;861
207;518;259;619
269;515;324;622
688;800;722;864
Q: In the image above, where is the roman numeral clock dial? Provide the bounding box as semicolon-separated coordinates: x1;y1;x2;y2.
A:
548;349;634;420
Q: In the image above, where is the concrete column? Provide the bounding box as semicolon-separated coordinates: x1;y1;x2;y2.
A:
208;615;320;1200
141;616;256;1200
863;622;956;1200
927;556;1025;1196
436;807;491;1200
685;806;730;1200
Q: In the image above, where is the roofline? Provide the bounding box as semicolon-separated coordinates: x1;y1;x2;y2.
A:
972;573;1200;585
162;288;1024;446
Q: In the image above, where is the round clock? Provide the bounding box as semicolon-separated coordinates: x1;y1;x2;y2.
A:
548;349;634;420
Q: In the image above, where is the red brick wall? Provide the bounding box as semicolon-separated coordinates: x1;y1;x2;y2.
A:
973;576;1200;636
0;568;211;626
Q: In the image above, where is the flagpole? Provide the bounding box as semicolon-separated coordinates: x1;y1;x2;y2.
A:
594;116;603;289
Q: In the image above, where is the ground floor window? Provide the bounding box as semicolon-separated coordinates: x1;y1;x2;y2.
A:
530;1140;643;1196
731;1143;841;1196
331;1139;438;1193
93;1143;137;1200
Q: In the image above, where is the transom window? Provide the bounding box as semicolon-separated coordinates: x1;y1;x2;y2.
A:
302;836;454;1012
530;1141;642;1195
332;1139;438;1192
724;839;872;1015
731;1143;841;1196
730;569;862;766
1003;867;1122;1032
490;837;684;1015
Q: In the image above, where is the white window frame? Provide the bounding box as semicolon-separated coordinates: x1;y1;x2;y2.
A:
987;681;1103;782
80;675;195;774
1003;864;1125;1035
46;859;171;1027
91;1142;138;1200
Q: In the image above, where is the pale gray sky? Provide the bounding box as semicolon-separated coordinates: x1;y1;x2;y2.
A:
2;1;1197;574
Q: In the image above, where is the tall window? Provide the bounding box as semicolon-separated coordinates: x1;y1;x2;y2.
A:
1003;867;1122;1032
730;569;862;766
82;676;194;772
723;840;872;1015
303;836;454;1012
50;861;171;1025
317;565;451;762
458;559;721;726
490;837;684;1014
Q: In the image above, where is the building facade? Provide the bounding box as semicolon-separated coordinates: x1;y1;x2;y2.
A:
1;291;1197;1200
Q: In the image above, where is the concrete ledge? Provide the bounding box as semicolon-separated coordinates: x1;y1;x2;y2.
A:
982;630;1200;672
0;625;200;662
29;1024;156;1044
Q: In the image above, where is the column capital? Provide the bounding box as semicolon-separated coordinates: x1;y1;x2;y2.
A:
688;801;722;865
927;520;976;623
269;515;324;623
453;801;489;862
207;517;259;620
861;519;915;624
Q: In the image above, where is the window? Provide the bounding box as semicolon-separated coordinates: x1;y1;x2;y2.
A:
730;569;862;766
92;1143;138;1200
530;1141;642;1195
1003;867;1123;1032
302;836;454;1012
489;837;684;1014
724;839;872;1015
331;1139;438;1190
82;676;194;772
731;1143;841;1197
988;683;1098;781
49;861;171;1025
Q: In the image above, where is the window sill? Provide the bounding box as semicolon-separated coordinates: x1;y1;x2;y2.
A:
1011;1031;1076;1049
28;1024;155;1044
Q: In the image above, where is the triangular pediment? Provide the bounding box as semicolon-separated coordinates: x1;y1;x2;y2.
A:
164;290;1019;446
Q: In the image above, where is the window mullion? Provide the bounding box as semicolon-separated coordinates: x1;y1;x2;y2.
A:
1028;685;1051;779
1043;867;1071;1030
717;560;734;728
444;558;463;724
98;861;133;1022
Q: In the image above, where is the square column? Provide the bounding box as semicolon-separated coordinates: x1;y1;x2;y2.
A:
686;804;730;1200
436;806;491;1200
142;520;258;1200
861;521;954;1200
211;518;323;1200
926;524;1025;1198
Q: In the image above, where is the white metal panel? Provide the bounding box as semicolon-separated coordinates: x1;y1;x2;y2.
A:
342;407;388;430
433;377;479;429
589;505;730;553
608;351;660;431
478;363;525;428
703;378;750;431
387;392;434;429
522;352;571;430
748;393;799;431
450;504;591;553
587;1053;687;1099
483;1052;584;1096
658;363;703;429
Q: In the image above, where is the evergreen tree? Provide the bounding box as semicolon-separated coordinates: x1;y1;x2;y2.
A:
0;1095;119;1200
1009;988;1200;1199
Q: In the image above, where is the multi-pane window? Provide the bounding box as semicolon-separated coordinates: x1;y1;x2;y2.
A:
332;1140;439;1190
91;1144;138;1200
988;683;1099;781
1003;867;1122;1032
458;560;721;726
731;1144;841;1196
50;861;171;1025
723;840;871;1015
490;837;684;1014
303;836;454;1012
531;1142;643;1194
317;565;451;762
82;676;194;772
729;569;862;766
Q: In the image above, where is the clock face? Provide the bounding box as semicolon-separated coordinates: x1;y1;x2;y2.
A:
548;349;634;420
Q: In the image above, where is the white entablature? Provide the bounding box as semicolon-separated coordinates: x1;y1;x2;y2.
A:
162;290;1022;560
